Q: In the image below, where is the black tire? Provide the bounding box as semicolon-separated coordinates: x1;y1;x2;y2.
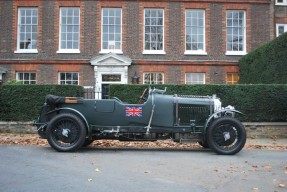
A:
198;140;209;148
82;138;94;147
46;113;87;152
207;116;246;155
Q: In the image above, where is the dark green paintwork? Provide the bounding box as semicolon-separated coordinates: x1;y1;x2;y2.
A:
55;91;214;131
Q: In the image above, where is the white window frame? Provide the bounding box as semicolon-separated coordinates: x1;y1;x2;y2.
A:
57;7;80;54
143;9;165;55
226;10;247;56
16;72;37;84
58;72;79;85
276;24;287;37
143;72;164;84
15;7;38;54
185;73;205;84
275;0;287;5
185;9;207;55
100;8;122;54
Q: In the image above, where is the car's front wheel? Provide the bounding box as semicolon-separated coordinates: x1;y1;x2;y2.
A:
46;113;87;152
207;117;246;155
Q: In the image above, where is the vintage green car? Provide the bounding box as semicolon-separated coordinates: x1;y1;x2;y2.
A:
34;87;246;155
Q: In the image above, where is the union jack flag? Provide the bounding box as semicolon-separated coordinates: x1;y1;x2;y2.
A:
125;106;142;117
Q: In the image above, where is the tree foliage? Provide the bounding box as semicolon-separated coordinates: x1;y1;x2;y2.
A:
239;32;287;84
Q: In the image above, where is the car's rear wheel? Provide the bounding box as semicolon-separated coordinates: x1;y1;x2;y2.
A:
207;117;246;155
46;113;87;152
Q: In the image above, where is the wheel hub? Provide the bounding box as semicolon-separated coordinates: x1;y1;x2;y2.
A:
62;129;70;138
223;132;231;141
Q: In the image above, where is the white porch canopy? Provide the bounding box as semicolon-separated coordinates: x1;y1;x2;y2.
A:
90;52;132;99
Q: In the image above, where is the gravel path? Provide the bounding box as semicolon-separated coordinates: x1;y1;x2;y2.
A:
0;133;286;150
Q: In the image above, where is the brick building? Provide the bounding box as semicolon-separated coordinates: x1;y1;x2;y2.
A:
0;0;286;99
275;0;287;36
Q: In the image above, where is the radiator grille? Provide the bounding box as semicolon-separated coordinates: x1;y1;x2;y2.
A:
175;104;211;125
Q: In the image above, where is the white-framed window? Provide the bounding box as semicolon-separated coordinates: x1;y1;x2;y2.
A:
226;10;246;55
57;7;80;53
101;8;122;54
185;9;206;55
58;72;79;85
276;24;287;37
143;9;165;54
16;72;36;84
185;73;205;84
226;73;239;84
143;72;164;84
275;0;287;5
15;7;38;53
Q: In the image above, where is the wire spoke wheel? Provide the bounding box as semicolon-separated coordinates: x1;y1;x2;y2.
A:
51;119;80;146
47;113;86;152
212;124;238;148
207;117;246;155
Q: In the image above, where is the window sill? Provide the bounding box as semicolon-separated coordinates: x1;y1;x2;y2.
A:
142;50;166;55
14;50;38;54
57;50;80;54
225;51;247;56
184;51;207;55
99;50;123;54
275;3;287;6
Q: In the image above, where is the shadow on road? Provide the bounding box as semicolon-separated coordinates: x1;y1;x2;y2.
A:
40;145;212;153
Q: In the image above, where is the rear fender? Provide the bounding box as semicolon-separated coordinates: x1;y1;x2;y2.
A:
47;107;91;138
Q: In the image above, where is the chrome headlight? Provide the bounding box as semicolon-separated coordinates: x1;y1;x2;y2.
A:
224;105;235;117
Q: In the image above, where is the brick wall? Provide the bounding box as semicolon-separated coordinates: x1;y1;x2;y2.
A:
244;122;287;138
125;1;141;58
39;65;54;84
0;0;276;85
0;1;13;57
83;1;99;57
0;0;273;60
275;4;287;23
0;122;37;134
250;4;273;48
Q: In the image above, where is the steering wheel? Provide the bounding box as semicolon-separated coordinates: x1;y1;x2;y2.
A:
138;88;148;103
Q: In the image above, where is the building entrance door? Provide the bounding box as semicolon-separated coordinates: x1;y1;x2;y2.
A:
100;74;122;99
101;84;109;99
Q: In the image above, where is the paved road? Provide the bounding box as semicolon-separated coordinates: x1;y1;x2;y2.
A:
0;146;286;192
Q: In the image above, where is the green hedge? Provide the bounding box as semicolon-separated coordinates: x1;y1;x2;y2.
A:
110;84;287;122
239;32;287;84
0;85;83;121
1;84;287;122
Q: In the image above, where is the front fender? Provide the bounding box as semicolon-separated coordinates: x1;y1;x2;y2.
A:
204;109;244;131
47;107;91;138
